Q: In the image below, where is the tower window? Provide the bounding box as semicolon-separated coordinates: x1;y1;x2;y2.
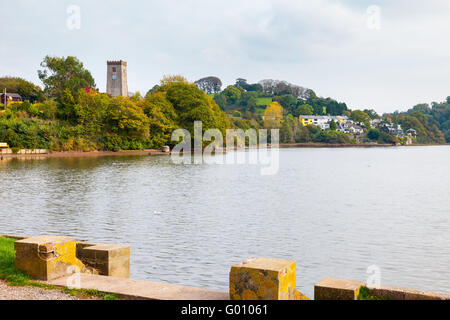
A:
112;67;117;72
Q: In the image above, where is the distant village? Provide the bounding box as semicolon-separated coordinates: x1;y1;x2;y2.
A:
299;115;416;136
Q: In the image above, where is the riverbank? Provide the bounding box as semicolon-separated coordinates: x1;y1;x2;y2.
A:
279;142;449;148
278;142;393;148
0;149;169;160
1;143;447;161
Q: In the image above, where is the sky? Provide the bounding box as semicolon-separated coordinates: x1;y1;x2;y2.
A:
2;0;450;114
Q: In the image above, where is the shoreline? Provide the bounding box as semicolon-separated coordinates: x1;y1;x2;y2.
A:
0;149;169;160
1;143;448;160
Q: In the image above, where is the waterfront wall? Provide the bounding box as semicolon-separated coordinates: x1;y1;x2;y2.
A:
0;149;48;155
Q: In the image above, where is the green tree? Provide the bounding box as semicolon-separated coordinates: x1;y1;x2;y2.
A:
105;96;149;140
368;128;381;141
296;104;314;116
223;86;242;105
141;92;178;147
329;120;337;131
161;78;230;137
0;77;43;102
350;110;371;126
38;56;96;107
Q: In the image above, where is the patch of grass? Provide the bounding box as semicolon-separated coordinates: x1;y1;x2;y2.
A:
358;287;390;300
256;97;272;106
0;237;31;286
255;107;266;115
0;237;120;300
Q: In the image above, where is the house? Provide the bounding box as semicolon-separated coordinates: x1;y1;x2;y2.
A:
370;118;383;127
1;93;22;105
378;123;404;136
406;128;417;137
331;116;349;124
337;123;364;134
299;115;328;130
0;143;8;149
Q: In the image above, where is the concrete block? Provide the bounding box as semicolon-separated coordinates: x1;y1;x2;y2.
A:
315;278;365;300
229;258;301;300
14;235;87;281
76;243;130;278
368;286;450;300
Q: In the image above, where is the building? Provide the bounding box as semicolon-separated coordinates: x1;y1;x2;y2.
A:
106;60;128;97
299;115;349;131
300;116;329;130
406;128;417;137
337;122;364;134
378;123;404;136
1;93;22;105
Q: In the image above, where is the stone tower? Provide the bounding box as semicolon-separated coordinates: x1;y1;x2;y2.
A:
106;60;128;97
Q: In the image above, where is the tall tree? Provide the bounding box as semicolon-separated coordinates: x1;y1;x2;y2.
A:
38;56;96;105
194;76;222;94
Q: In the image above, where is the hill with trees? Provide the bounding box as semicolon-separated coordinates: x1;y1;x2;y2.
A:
0;57;448;151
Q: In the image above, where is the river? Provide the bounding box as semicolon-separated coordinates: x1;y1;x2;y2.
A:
0;146;449;298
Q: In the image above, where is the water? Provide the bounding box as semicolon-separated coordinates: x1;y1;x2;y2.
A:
0;146;449;298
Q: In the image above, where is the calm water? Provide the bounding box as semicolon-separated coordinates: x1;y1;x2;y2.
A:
0;147;449;298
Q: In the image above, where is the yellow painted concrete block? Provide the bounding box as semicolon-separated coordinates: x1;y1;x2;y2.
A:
15;235;88;281
230;258;304;300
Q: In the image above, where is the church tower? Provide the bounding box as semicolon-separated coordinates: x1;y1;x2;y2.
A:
106;60;128;97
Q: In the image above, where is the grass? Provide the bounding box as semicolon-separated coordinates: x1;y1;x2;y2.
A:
357;287;390;300
0;237;120;300
255;97;272;106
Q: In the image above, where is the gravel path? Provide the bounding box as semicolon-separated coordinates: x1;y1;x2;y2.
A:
0;280;90;300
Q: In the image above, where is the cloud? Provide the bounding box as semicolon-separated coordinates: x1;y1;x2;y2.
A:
2;0;450;112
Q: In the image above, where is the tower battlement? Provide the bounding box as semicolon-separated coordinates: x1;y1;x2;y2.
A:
107;60;127;66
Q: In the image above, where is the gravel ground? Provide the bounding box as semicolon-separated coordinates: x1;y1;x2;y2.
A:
0;280;90;300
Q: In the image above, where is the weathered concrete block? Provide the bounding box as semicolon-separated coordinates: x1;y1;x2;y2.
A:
15;235;87;281
76;243;130;278
368;286;450;300
161;146;170;153
315;278;365;300
230;258;301;300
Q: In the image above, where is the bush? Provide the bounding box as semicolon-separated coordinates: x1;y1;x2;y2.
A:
368;129;381;141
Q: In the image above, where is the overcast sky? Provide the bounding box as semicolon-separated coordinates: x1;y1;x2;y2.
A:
2;0;450;113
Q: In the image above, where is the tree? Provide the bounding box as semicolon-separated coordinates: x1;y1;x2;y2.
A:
274;94;297;114
140;92;178;147
105;96;149;140
160;78;230;137
368;128;381;141
350;110;371;126
329;120;337;131
38;56;96;105
159;75;190;89
194;76;222;94
146;85;160;97
74;89;109;135
264;101;284;128
296;104;314;116
235;78;248;88
363;109;380;119
0;77;43;102
223;86;242;105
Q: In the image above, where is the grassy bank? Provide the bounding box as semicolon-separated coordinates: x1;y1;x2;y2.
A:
0;237;119;300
